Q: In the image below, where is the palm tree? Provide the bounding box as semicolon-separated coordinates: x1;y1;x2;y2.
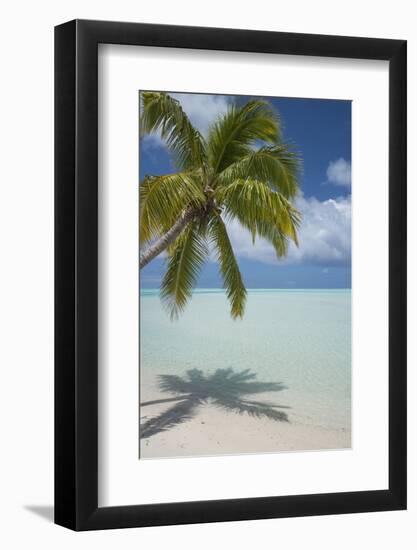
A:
140;92;302;319
140;368;290;439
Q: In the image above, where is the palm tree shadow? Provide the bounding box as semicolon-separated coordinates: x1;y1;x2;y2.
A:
140;368;290;440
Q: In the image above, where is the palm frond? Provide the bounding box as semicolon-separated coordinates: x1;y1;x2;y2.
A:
208;215;247;319
140;368;290;439
140;172;205;243
207;100;281;175
140;398;198;439
216;145;302;199
230;380;287;394
160;223;208;320
217;178;301;248
140;91;207;170
158;371;203;395
139;94;303;322
141;395;191;407
241;399;291;409
206;368;287;398
213;397;289;422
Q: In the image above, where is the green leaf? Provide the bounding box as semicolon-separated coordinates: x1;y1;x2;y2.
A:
140;93;303;320
216;144;302;199
217;178;301;251
140;92;207;170
140;172;205;244
209;215;247;319
207;100;281;175
160;223;208;320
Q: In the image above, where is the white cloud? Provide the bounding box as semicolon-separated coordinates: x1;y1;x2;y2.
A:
224;194;351;266
140;94;351;268
140;92;231;153
325;158;351;186
170;93;230;136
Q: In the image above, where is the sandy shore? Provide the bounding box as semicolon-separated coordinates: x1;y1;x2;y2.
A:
140;290;351;459
140;400;351;459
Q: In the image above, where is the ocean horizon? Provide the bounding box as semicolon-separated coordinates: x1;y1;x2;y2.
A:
141;287;351;294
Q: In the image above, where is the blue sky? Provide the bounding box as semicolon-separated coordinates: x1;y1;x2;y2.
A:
140;92;351;289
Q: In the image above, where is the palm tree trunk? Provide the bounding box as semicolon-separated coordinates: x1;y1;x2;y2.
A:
141;395;191;407
140;399;198;439
139;206;196;269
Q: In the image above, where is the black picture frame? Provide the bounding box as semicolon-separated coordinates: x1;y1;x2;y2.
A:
55;19;407;531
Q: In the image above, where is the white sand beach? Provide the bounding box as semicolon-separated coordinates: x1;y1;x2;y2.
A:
140;400;350;459
140;289;351;459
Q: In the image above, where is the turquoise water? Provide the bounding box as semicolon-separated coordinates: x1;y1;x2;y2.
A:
140;289;351;431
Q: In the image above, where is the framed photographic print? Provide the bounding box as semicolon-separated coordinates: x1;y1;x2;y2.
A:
55;20;407;530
